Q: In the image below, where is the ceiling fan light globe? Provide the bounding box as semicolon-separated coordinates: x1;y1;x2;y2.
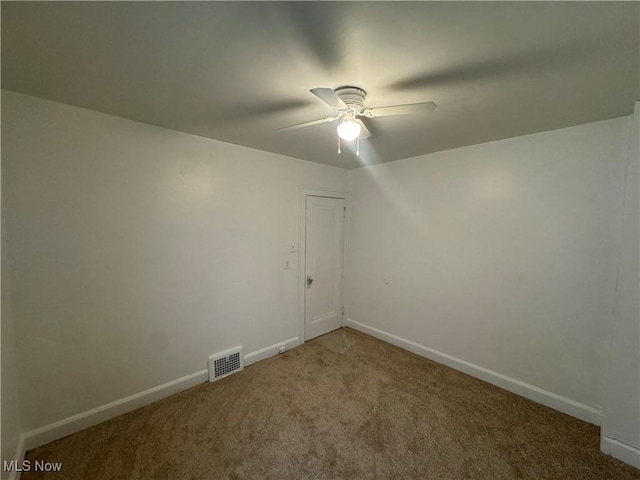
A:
337;120;361;141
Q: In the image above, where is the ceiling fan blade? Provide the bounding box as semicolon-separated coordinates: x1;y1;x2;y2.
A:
278;116;338;132
310;87;348;110
356;119;371;139
364;101;437;118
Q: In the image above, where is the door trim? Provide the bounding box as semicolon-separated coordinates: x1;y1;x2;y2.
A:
297;186;348;345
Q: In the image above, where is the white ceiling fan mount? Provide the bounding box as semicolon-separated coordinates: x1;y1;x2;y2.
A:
333;86;367;114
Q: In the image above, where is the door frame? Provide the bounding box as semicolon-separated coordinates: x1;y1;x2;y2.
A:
297;186;348;345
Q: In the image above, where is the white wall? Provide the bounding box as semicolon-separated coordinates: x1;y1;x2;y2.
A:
1;91;346;434
346;117;630;417
601;102;639;467
1;289;22;480
1;176;23;477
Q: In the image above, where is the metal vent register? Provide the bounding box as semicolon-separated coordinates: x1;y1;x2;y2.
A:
208;347;244;382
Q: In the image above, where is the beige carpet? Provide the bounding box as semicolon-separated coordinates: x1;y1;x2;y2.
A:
24;328;638;479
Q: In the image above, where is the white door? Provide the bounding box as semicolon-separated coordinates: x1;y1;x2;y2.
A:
304;196;345;341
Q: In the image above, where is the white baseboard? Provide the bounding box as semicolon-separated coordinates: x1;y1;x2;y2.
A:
22;369;208;451
244;336;299;366
601;436;640;468
346;318;603;426
21;336;300;452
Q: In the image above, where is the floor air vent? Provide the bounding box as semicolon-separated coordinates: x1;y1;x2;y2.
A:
208;347;244;382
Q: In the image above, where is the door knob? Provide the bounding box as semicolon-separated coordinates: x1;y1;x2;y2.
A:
306;276;313;288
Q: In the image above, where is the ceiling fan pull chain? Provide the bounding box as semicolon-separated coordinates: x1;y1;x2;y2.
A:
356;136;360;156
337;135;341;155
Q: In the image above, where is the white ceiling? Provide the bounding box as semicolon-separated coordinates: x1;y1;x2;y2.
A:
2;2;638;169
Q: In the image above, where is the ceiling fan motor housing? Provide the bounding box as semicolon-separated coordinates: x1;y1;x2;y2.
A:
335;86;366;114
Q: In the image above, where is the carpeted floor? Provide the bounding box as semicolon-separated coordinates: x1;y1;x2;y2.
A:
24;328;638;479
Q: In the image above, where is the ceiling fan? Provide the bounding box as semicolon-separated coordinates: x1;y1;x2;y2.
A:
279;86;437;155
